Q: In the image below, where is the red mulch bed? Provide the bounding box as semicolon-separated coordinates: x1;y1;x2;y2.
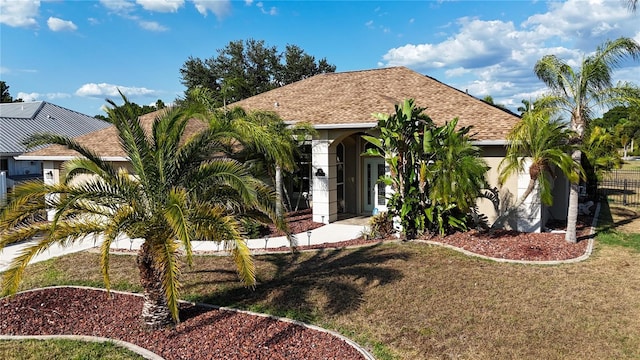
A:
263;209;325;236
0;287;366;360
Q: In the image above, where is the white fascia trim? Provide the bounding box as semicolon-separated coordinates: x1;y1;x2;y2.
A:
14;155;130;162
313;123;377;130
472;140;508;146
284;121;377;129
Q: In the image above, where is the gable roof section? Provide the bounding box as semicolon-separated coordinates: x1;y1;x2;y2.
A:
21;110;209;160
232;66;520;141
0;101;111;154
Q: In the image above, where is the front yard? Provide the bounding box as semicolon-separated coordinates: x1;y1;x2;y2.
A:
3;199;640;359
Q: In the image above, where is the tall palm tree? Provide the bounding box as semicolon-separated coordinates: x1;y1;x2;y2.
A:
0;95;288;329
499;110;580;210
534;37;640;243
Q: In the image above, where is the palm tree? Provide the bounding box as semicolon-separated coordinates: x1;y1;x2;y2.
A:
534;37;640;243
499;110;580;210
0;95;288;329
427;119;489;221
425;119;490;234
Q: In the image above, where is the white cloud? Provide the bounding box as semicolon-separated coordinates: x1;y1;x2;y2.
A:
244;0;253;5
0;0;39;28
256;1;276;15
17;92;40;102
46;92;72;100
47;17;78;32
136;0;184;13
444;67;471;78
379;0;640;112
382;18;524;70
139;20;167;31
100;0;136;15
75;83;156;98
0;67;8;75
192;0;231;19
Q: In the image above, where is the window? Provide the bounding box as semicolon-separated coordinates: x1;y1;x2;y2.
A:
337;143;345;213
0;158;8;172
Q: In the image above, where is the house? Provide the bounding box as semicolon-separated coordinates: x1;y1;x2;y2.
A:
0;101;110;199
233;67;568;231
17;67;568;232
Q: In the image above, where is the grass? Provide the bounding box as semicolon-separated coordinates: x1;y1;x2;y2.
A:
0;339;145;359
3;201;640;359
596;200;640;252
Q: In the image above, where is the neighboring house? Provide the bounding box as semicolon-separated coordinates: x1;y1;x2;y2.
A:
18;67;568;232
0;101;110;198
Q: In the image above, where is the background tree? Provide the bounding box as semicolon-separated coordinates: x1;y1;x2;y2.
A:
534;37;640;243
0;81;12;103
95;98;167;122
517;99;533;115
0;81;23;103
276;45;337;85
0;94;288;329
180;39;335;108
482;95;508;110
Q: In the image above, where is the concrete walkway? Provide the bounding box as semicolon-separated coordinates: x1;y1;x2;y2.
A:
0;222;368;272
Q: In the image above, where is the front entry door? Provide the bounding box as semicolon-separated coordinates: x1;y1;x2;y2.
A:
363;158;388;214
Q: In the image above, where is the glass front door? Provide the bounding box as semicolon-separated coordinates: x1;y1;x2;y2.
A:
363;157;387;214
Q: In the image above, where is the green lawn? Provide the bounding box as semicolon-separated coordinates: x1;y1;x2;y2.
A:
3;200;640;360
0;339;145;360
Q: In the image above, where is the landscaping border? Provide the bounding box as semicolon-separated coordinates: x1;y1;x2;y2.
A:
415;202;600;265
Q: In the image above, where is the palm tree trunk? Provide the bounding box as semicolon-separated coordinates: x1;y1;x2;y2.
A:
137;242;174;330
565;149;581;243
275;165;283;217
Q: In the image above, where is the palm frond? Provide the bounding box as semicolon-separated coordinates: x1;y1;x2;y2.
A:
164;189;193;266
23;133;116;179
153;240;182;323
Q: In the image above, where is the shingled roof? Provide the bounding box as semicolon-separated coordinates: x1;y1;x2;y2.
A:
0;101;111;154
23;67;520;160
232;66;521;141
21;110;209;159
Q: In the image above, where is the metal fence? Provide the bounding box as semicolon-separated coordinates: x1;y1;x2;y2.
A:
598;170;640;207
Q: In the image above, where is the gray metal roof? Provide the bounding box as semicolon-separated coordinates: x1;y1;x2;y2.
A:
0;101;111;154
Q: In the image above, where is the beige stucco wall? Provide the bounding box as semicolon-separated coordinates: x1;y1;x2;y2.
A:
477;145;518;227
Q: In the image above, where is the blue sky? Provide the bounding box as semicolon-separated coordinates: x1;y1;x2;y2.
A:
1;0;639;117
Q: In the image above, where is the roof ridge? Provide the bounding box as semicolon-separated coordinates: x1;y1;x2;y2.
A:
41;101;100;120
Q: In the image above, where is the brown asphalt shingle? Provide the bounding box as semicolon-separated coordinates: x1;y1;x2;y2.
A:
25;67;520;159
233;66;520;141
25;110;209;158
